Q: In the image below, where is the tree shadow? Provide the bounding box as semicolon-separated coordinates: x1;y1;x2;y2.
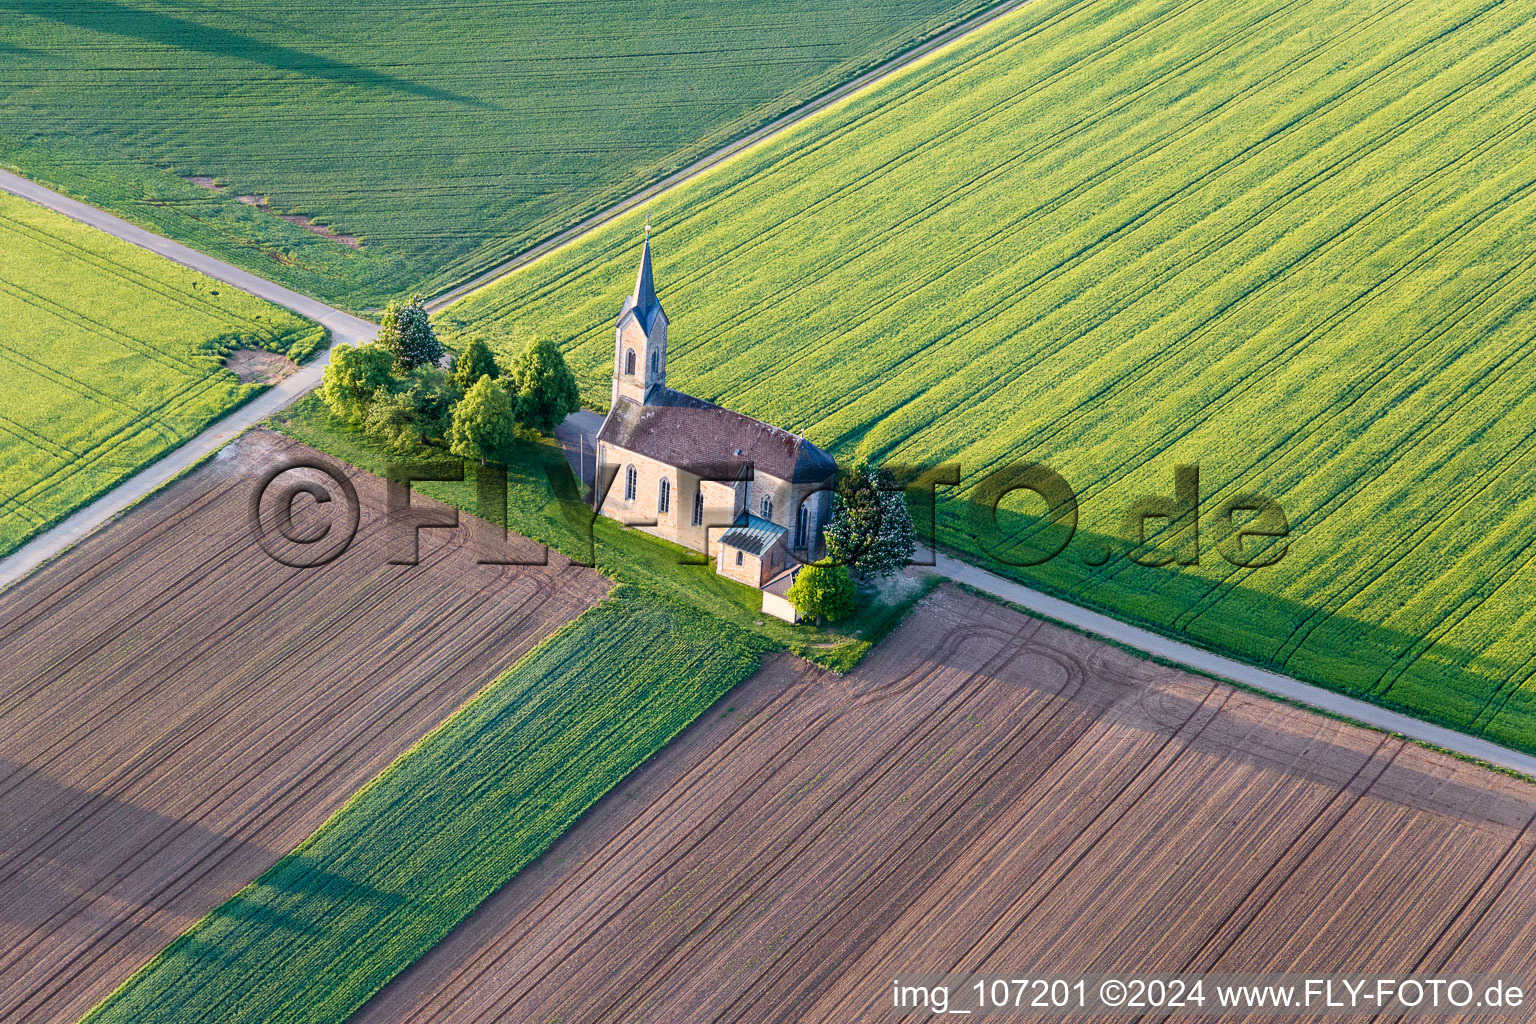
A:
0;758;407;1020
0;40;46;60
174;851;408;947
0;760;396;932
921;495;1535;756
7;0;490;108
905;589;1536;829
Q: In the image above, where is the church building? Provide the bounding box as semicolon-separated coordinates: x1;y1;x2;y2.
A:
594;233;836;610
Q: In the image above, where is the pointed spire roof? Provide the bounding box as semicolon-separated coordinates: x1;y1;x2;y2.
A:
620;225;666;332
634;234;657;311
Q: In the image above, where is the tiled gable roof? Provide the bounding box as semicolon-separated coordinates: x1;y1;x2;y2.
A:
597;388;836;483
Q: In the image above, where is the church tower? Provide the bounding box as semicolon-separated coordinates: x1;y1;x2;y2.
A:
613;227;668;406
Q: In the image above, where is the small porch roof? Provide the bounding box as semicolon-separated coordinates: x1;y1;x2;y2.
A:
763;566;799;597
718;514;786;556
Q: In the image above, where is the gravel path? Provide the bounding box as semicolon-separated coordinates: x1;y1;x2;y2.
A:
0;168;376;593
929;554;1536;778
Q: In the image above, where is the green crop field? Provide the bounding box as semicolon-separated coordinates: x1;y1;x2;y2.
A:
443;0;1536;750
70;396;932;1024
0;191;321;558
273;394;933;671
0;0;999;309
81;587;765;1024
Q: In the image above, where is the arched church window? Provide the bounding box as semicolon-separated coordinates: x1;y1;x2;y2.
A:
692;489;704;527
658;477;671;514
736;550;744;566
625;348;636;375
650;349;659;374
760;495;772;520
797;505;809;548
624;465;637;501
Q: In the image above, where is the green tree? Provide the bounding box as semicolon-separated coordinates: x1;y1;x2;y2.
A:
404;364;460;445
785;563;855;626
505;336;579;435
450;336;501;390
448;376;518;465
362;364;459;453
319;343;394;425
823;459;916;578
376;294;444;370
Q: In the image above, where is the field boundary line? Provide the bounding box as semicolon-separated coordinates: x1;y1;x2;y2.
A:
9;161;1536;786
8;3;1536;788
0;0;1034;587
421;0;1041;313
0;169;378;593
929;554;1536;779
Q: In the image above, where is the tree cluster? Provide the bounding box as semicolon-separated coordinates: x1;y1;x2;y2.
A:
320;308;579;464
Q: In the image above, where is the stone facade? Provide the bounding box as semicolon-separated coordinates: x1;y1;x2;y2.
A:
596;445;743;550
597;445;833;564
594;233;838;593
716;539;783;588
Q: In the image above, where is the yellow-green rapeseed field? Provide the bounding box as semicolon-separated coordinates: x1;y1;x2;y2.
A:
0;191;322;557
443;0;1536;749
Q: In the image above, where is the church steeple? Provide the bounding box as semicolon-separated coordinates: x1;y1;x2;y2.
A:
632;228;661;328
612;225;669;406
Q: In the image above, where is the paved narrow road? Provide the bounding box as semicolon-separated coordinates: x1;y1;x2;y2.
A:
551;417;1536;778
423;0;1042;312
0;168;377;593
928;554;1536;778
0;168;375;341
0;0;1035;587
8;176;1536;785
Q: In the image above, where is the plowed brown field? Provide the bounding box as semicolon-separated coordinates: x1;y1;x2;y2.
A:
356;586;1536;1024
0;429;606;1024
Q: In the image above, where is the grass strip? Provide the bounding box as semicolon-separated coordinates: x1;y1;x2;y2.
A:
81;588;765;1024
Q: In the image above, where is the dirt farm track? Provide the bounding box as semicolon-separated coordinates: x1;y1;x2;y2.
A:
0;430;606;1024
358;586;1536;1024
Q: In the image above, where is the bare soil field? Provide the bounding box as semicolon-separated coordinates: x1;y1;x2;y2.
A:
358;586;1536;1024
224;349;299;385
0;430;606;1024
